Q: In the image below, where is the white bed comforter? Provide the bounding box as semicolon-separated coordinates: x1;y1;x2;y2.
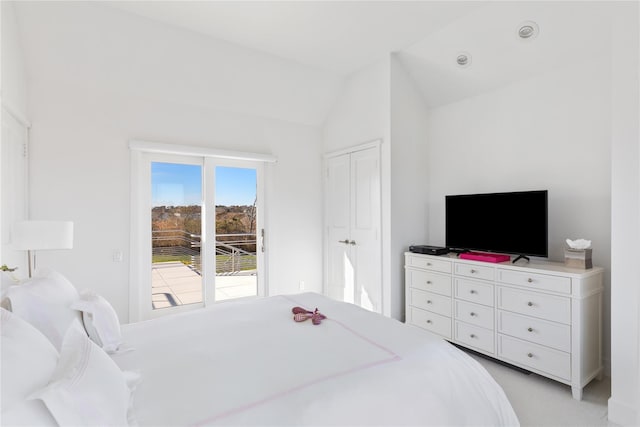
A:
113;292;519;426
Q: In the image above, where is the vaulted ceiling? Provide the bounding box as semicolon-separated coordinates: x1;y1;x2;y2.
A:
106;0;617;108
105;1;481;76
12;1;618;125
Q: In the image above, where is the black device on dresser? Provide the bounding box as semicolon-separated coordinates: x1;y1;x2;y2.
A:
409;245;449;256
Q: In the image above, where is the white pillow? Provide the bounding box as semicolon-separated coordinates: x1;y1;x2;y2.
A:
0;308;58;425
31;323;136;426
1;399;57;426
4;269;83;350
1;269;20;299
71;290;122;353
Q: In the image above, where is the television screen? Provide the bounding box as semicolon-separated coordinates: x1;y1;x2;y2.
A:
445;190;548;258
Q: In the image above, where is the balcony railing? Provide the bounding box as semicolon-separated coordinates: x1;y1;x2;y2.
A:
151;230;256;275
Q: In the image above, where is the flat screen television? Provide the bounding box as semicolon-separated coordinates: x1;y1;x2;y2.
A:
445;190;548;261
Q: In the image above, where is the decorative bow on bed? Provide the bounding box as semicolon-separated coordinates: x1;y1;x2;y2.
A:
292;306;326;325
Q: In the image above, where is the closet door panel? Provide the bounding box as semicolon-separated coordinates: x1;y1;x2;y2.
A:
1;108;29;275
350;147;381;313
326;154;352;303
324;144;381;313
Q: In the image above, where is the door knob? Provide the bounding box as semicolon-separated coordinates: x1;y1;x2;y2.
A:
338;240;350;244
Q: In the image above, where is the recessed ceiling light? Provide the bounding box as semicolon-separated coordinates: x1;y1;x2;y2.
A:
456;52;471;68
517;21;539;40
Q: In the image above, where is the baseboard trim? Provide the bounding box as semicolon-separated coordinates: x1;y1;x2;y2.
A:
608;396;638;426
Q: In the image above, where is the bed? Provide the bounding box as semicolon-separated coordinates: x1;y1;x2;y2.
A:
114;292;519;426
1;270;519;426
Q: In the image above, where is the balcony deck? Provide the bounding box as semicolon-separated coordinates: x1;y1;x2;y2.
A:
151;262;256;309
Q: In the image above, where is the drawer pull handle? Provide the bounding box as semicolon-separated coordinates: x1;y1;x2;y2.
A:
527;278;533;283
527;301;534;307
470;334;476;339
528;327;533;332
470;312;476;317
426;281;432;285
470;269;477;273
426;300;432;304
527;353;533;358
427;263;432;266
470;290;477;294
426;320;432;324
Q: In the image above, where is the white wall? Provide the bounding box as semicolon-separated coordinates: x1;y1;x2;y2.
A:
322;61;393;316
609;2;640;425
1;2;28;116
17;2;327;323
423;55;612;370
323;62;390;153
389;55;431;321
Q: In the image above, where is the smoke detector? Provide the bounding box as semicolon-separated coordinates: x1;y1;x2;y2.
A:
456;52;472;68
517;21;539;40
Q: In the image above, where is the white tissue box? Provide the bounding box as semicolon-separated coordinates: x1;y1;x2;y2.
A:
564;248;592;269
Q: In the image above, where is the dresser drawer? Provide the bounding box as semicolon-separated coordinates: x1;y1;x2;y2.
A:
407;269;452;297
497;310;570;352
454;321;494;354
455;262;495;281
497;286;570;324
407;255;452;274
498;269;571;294
410;289;451;317
455;278;494;307
455;300;494;330
409;307;451;339
498;335;570;381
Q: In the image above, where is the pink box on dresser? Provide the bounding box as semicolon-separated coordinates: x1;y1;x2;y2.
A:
459;252;510;263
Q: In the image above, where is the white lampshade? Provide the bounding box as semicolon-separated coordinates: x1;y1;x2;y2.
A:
11;220;74;250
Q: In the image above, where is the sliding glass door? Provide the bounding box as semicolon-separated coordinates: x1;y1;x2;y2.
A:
150;159;204;310
211;165;259;301
140;153;264;319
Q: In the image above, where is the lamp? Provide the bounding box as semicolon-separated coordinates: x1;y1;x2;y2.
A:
10;220;74;277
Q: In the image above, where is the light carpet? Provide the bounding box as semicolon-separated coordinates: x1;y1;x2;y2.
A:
469;352;616;427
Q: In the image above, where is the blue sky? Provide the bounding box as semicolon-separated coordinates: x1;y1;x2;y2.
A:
151;163;256;206
215;166;257;206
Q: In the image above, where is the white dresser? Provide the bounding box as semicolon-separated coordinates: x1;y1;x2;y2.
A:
404;252;604;400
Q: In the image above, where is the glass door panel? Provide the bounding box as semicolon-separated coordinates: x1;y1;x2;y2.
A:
213;166;258;301
150;162;203;310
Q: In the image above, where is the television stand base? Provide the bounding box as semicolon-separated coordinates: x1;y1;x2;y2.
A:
512;254;530;263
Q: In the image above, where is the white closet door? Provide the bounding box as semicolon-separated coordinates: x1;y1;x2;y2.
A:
1;108;29;275
326;154;351;303
325;144;381;313
350;147;381;312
